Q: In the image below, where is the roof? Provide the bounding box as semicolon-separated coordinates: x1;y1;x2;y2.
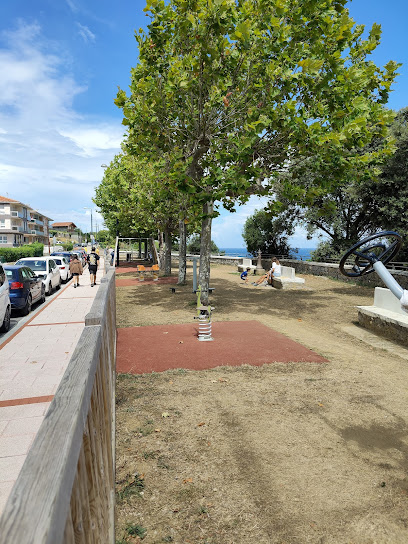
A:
51;222;77;228
0;196;19;203
0;195;53;221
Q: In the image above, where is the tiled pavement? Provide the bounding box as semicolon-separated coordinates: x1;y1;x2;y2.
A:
0;261;105;513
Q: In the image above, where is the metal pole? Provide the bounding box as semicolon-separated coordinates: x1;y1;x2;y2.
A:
192;257;198;292
373;261;404;300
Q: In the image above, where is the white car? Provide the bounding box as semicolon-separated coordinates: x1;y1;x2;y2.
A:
52;256;72;282
15;257;61;295
0;264;11;332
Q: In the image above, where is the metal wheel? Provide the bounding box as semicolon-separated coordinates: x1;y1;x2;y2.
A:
339;231;402;278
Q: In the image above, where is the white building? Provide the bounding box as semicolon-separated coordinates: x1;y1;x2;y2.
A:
0;196;52;247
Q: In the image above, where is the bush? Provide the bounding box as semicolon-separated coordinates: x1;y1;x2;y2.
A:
310;240;346;262
0;243;44;263
62;242;74;251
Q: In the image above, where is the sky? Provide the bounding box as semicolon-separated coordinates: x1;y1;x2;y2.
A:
0;1;407;249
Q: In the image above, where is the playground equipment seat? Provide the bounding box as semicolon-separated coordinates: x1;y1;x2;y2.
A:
137;265;146;281
151;264;159;280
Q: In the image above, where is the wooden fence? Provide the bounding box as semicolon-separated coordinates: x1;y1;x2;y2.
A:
0;268;116;544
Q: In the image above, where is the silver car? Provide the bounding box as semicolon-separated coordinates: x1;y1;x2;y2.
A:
15;257;62;295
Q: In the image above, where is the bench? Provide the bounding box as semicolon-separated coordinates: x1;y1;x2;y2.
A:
357;287;408;347
237;257;256;273
272;266;305;289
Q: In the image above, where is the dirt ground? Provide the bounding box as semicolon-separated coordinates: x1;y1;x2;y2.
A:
115;263;408;544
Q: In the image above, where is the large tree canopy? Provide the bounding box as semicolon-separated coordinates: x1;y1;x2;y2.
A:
112;0;398;300
270;107;408;260
242;209;293;256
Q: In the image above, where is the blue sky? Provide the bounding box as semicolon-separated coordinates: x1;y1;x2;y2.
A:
0;1;406;248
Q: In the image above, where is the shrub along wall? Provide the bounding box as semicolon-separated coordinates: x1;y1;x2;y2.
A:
0;243;44;263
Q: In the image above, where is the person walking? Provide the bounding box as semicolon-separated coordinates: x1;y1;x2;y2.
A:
69;254;83;288
87;247;100;287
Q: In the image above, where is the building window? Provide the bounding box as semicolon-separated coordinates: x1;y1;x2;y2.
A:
0;220;5;229
0;235;7;243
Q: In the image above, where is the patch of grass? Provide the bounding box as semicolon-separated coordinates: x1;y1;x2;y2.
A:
157;455;171;469
136;419;155;436
116;474;145;503
142;450;158;460
125;523;147;540
162;536;174;542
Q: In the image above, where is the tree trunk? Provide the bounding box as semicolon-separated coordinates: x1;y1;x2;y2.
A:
199;201;213;306
178;219;187;285
164;227;172;276
158;231;165;272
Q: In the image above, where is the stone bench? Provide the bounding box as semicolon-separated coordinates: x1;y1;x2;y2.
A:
272;266;305;289
237;257;256;273
357;287;408;347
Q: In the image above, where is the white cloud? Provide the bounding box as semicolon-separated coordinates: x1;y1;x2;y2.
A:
76;22;96;44
0;21;123;233
65;0;79;13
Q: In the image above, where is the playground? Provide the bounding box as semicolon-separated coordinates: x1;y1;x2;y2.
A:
115;262;408;543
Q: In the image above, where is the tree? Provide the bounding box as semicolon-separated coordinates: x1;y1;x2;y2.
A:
368;107;408;259
242;209;293;256
94;152;201;278
187;234;220;255
276;107;408;261
115;0;398;302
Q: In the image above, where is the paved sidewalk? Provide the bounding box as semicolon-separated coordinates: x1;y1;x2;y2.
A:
0;262;105;512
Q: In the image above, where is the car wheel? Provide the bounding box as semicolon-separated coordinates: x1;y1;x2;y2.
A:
0;306;11;333
56;279;61;291
21;295;32;316
40;287;46;304
47;283;53;295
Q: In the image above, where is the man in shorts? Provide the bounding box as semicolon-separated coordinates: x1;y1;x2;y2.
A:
87;247;100;287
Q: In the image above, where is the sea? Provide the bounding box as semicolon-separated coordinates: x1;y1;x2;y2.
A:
219;247;316;260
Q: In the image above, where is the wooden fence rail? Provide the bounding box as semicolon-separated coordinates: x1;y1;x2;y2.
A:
0;269;116;544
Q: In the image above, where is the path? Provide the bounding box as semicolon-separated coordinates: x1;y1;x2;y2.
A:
0;261;105;513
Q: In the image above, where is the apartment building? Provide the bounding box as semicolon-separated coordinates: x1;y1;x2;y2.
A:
0;196;52;247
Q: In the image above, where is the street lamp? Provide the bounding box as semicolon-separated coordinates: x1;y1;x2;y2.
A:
83;207;93;243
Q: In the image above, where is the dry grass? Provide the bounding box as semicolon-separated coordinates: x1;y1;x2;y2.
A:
115;264;408;544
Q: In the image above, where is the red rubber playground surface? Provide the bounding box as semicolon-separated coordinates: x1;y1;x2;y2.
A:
116;320;328;374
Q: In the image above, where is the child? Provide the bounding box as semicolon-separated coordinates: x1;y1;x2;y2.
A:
240;267;252;282
69;255;83;288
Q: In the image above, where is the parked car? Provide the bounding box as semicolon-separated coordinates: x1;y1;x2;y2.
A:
52;256;72;282
51;251;74;262
15;257;61;295
4;265;46;315
72;249;87;266
0;264;11;332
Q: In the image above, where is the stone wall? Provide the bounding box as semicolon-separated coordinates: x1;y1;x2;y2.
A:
173;253;408;290
279;259;408;290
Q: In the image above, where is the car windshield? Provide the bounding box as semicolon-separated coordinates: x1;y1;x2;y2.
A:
54;259;62;265
5;269;15;279
18;260;47;271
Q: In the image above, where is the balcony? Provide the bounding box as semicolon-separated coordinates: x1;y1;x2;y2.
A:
29;218;44;226
31;229;45;236
10;210;24;219
12;226;25;233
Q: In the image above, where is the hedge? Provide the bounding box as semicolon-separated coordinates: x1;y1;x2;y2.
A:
0;243;44;263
